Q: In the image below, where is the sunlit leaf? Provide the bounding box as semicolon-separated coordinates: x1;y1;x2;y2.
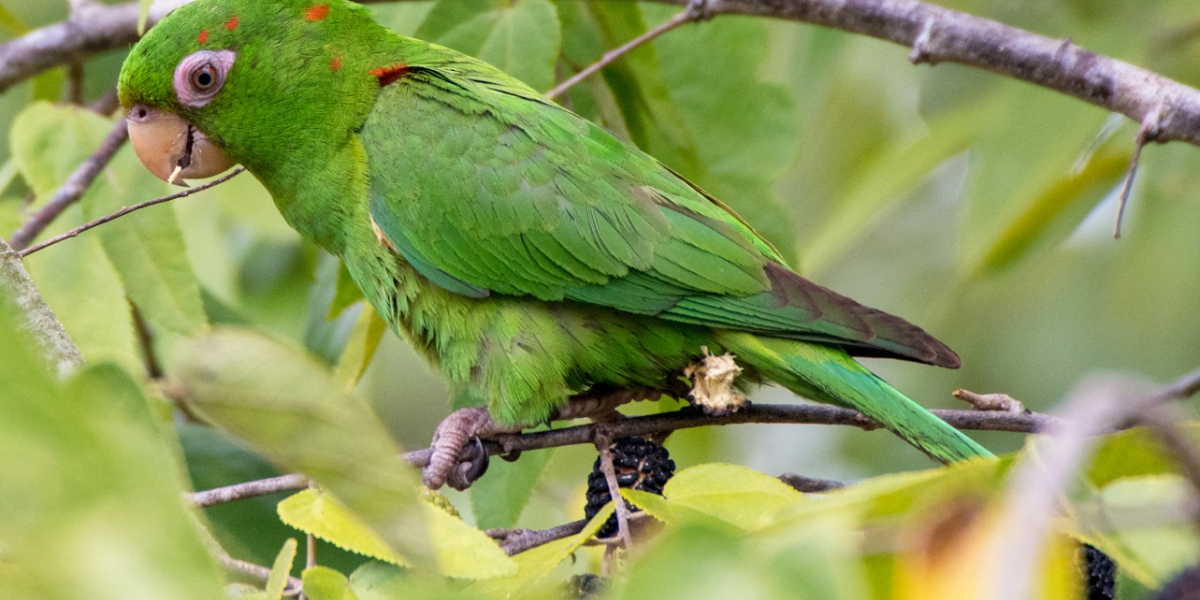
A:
302;566;361;600
265;539;298;599
279;489;407;566
471;502;614;597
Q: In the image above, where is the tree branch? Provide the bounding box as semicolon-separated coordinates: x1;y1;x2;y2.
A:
185;401;1052;507
402;403;1059;468
189;473;310;509
8;118;129;251
0;238;84;377
4;0;1200;149
18;167;246;257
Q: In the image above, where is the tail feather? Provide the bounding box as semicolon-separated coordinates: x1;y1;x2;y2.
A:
718;332;992;463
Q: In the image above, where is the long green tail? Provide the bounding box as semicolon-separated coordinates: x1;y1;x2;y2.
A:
718;332;993;463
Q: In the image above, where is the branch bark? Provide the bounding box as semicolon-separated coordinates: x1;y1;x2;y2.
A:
3;0;1200;148
0;238;84;377
8;118;129;251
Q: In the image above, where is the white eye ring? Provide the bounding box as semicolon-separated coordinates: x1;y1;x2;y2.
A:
174;50;235;108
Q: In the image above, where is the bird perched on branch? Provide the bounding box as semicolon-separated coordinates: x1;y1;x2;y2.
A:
118;0;992;489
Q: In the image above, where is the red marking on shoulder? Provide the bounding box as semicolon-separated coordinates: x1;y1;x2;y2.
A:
304;4;330;21
330;55;343;72
197;29;209;44
369;63;409;87
225;16;239;31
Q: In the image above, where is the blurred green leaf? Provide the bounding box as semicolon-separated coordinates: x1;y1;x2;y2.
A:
652;16;801;263
13;103;207;341
417;0;561;91
971;146;1129;277
138;0;152;35
468;447;552;530
1087;425;1192;488
0;311;225;599
303;566;360;600
802;106;979;273
171;327;432;565
472;502;614;597
0;5;30;36
1077;475;1200;587
335;304;388;391
266;539;298;598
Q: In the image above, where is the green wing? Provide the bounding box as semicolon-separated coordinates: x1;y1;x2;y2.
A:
361;57;958;368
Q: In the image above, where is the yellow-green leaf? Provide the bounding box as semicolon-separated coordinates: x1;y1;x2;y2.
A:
334;304;388;391
279;488;409;566
266;539;298;599
279;487;516;579
658;463;802;531
303;566;361;600
472;502;614;598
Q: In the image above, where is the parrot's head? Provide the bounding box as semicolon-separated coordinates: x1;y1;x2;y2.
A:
119;0;385;185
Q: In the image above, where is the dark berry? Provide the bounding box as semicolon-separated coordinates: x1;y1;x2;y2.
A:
582;437;676;539
1079;544;1117;600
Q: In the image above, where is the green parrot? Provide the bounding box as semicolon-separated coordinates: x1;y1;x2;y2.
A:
117;0;992;489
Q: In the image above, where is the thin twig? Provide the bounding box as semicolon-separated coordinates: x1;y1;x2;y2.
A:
19;167;246;257
214;546;303;597
5;0;1200;150
953;389;1028;413
544;10;696;100
188;473;309;508
488;520;587;555
1113;102;1164;238
9;118;129;250
595;431;633;550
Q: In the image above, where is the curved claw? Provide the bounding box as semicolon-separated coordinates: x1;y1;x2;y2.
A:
445;437;491;491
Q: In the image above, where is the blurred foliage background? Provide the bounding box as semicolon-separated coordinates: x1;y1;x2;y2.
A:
4;0;1200;598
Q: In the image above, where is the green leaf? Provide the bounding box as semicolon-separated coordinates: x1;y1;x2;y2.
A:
266;539;298;598
0;5;30;36
279;488;516;579
651;16;801;263
801;106;979;273
471;502;614;597
970;145;1129;277
171;327;433;565
0;311;225;599
1087;425;1195;488
655;463;802;531
416;0;561;91
303;566;361;600
334;304;388;391
279;488;409;566
1076;475;1200;587
138;0;152;35
12;103;207;341
468;447;552;530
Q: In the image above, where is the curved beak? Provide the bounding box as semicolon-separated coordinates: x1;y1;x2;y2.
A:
126;106;234;186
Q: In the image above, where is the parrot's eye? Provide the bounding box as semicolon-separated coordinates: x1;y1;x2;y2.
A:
174;50;235;108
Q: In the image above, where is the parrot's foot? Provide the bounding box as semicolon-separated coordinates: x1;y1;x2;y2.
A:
424;390;669;491
425;407;513;491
